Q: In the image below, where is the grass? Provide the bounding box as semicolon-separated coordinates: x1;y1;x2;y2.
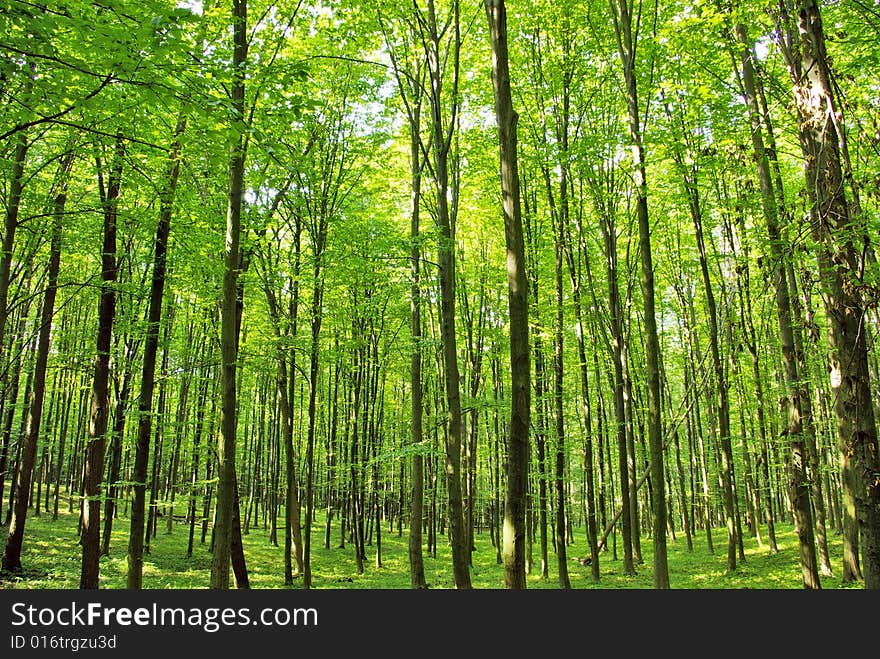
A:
0;504;864;589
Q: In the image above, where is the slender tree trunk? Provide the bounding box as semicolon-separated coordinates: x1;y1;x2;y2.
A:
552;225;570;588
486;0;530;590
256;223;304;583
785;264;834;576
2;150;71;572
0;311;31;525
166;352;192;535
325;352;339;550
561;220;600;579
422;0;470;590
662;88;738;572
187;359;211;558
534;337;549;579
609;0;668;588
145;340;169;552
694;189;736;573
0;104;30;387
408;99;428;589
523;184;549;579
210;0;248;589
551;168;571;587
303;228;327;589
127;111;186;588
102;360;134;557
81;136;124;589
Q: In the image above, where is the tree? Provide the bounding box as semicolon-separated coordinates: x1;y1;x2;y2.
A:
210;0;248;590
607;0;669;588
127;111;187;588
774;0;880;589
1;149;72;572
485;0;531;590
415;0;471;590
732;16;820;589
80;134;124;589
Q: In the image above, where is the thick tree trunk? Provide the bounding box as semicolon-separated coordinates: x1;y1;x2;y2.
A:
775;1;879;587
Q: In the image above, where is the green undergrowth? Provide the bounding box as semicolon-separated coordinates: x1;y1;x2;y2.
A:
0;507;863;589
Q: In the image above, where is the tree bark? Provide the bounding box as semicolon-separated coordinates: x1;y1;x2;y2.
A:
775;0;879;588
0;71;32;384
732;21;824;581
486;0;531;590
2;150;71;572
127;110;186;588
609;0;669;588
210;0;248;589
408;96;428;589
102;347;135;557
81;136;124;589
422;0;470;590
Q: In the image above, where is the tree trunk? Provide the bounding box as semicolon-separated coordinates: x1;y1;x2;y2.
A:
102;356;134;557
780;0;880;588
486;0;530;590
0;94;30;386
81;136;124;589
552;125;571;588
523;184;549;579
0;311;32;525
609;0;669;588
210;0;248;590
552;218;570;588
127;111;186;588
187;358;212;558
421;0;471;590
407;97;428;589
302;228;326;589
736;20;820;585
2;150;71;572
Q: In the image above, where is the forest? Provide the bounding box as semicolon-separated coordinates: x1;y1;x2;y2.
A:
0;0;879;591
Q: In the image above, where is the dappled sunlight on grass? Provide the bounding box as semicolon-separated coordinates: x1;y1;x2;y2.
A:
0;507;862;589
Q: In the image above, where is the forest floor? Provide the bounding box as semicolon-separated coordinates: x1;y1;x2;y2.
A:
0;504;863;589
